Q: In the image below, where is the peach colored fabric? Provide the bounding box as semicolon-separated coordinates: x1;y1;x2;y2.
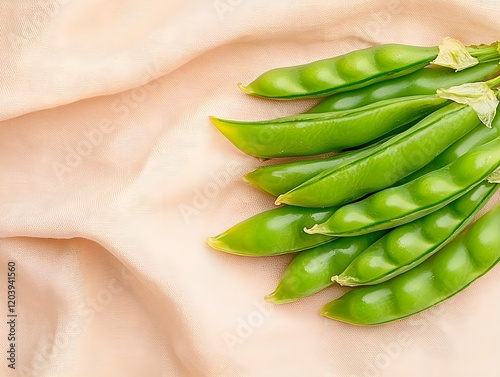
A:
1;0;500;376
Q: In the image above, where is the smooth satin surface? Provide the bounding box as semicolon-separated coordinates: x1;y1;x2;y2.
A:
1;1;500;376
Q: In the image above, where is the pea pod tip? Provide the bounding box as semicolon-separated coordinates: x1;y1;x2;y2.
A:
208;116;236;143
274;195;285;205
319;309;360;325
241;174;252;185
206;236;224;251
209;115;232;130
241;173;261;188
332;275;356;287
319;305;333;319
238;82;252;95
264;292;278;303
320;303;349;323
264;291;294;304
304;224;325;235
207;236;257;256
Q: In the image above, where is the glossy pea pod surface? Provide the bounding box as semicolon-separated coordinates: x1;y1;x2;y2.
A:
322;205;500;326
239;42;500;99
277;101;483;207
400;110;500;184
207;206;336;256
309;137;500;237
306;61;500;113
244;151;359;197
210;95;447;158
266;231;387;304
239;44;440;99
243;139;383;197
244;117;498;198
335;182;498;286
243;122;418;197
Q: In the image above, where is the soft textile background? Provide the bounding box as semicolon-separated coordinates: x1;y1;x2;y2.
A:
1;0;500;376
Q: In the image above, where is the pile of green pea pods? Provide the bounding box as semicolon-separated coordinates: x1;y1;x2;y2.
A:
208;38;500;325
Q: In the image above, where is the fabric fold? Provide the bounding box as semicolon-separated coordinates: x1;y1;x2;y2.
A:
1;0;500;376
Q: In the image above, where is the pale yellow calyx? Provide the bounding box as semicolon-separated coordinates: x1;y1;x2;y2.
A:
304;224;328;235
487;167;500;183
432;37;478;71
437;82;498;128
331;275;357;287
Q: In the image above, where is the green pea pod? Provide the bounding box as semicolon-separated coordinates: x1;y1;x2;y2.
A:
399;111;500;184
266;231;387;304
245;103;500;198
321;205;500;325
243;121;417;197
239;41;500;99
207;206;336;256
306;61;500;113
210;95;448;158
335;182;498;286
247;114;500;196
277;101;483;207
244;116;488;197
307;137;500;237
244;152;358;198
243;146;377;198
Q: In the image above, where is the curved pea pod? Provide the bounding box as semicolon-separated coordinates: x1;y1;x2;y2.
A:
306;61;500;113
207;206;336;256
400;111;500;184
243;153;355;198
243;122;417;197
335;182;498;286
277;101;483;207
240;44;438;99
239;40;500;100
210;95;448;158
245;111;500;198
321;205;500;325
307;136;500;237
265;231;387;304
243;146;374;198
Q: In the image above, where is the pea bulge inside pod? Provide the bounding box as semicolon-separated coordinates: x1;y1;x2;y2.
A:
240;44;440;99
321;205;500;325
